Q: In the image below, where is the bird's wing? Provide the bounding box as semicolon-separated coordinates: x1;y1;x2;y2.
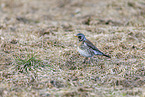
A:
84;39;104;55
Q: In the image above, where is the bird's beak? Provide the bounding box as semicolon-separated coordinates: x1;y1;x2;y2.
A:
74;36;77;37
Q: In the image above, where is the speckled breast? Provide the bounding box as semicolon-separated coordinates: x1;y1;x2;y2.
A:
77;45;94;57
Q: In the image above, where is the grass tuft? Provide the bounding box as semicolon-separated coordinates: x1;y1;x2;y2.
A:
13;53;44;73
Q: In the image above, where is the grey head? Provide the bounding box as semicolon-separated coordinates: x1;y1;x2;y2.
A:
76;33;86;41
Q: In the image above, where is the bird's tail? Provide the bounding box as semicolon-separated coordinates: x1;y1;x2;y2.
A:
103;54;111;58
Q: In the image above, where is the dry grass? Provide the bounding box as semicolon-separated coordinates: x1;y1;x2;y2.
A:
0;0;145;96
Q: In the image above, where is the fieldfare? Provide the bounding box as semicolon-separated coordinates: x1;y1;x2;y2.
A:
75;33;111;63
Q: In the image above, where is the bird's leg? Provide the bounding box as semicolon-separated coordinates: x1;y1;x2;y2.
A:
83;57;88;63
90;58;94;65
88;57;91;64
88;57;92;64
86;57;94;65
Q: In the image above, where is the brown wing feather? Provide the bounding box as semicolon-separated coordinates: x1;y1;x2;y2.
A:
85;39;111;58
85;39;103;54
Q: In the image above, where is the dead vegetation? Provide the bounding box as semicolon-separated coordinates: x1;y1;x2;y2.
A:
0;0;145;96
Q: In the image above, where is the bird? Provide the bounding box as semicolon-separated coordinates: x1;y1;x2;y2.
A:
75;33;111;63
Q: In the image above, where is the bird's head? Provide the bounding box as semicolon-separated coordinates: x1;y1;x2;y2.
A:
75;33;86;41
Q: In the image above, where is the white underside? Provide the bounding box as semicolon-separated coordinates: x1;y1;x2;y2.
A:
77;47;93;57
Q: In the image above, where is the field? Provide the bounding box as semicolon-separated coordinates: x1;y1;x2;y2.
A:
0;0;145;96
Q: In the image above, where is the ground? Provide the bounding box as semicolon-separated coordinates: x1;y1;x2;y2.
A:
0;0;145;96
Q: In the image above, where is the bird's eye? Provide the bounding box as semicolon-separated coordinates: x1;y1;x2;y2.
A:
78;36;82;39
